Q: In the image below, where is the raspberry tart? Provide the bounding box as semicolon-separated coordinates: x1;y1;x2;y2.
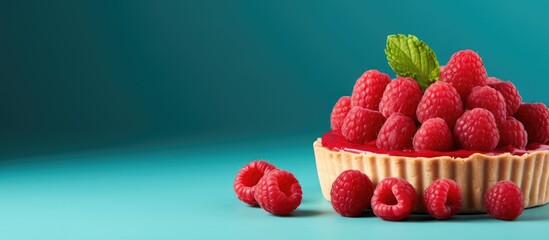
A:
314;34;549;213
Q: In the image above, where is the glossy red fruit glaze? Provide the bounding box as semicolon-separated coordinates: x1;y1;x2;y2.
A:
233;160;277;206
379;77;423;120
330;170;374;217
254;169;302;216
440;50;488;100
376;113;417;151
341;107;386;144
416;81;464;128
423;179;462;220
454;108;499;151
351;70;391;110
498;117;528;149
514;103;549;144
371;177;417;221
330;96;352;133
489;81;522;116
321;130;549;158
413;118;454;151
466;86;507;125
484;181;524;220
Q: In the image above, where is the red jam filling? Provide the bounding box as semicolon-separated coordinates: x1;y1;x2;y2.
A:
321;131;549;158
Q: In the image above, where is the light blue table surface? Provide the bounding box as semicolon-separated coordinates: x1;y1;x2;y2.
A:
0;135;547;240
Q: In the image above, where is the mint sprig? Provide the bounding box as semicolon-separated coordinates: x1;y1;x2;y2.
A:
385;34;440;90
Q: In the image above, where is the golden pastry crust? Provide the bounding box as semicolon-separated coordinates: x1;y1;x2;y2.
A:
313;138;549;213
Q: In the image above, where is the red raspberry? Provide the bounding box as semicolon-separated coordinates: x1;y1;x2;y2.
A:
486;77;503;84
484;181;524;220
514;103;549;144
341;107;386;144
351;70;391;110
416;81;464;128
490;81;521;116
379;77;423;120
466;86;507;125
440;50;488;100
423;179;462;220
371;177;417;221
330;170;374;217
254;169;302;216
413;118;454;151
454;108;499;151
376;113;417;150
498;117;528;149
330;96;352;133
233;160;277;206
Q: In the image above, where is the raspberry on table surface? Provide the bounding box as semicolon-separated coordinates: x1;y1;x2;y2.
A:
233;160;277;206
423;179;462;220
254;169;302;216
484;181;524;220
330;170;374;217
371;177;416;221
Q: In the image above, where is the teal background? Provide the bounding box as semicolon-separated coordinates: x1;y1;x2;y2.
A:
0;0;548;239
2;0;549;158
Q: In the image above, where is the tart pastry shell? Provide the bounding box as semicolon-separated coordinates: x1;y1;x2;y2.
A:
313;139;549;213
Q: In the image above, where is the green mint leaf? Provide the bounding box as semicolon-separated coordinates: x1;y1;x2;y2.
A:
385;34;440;90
